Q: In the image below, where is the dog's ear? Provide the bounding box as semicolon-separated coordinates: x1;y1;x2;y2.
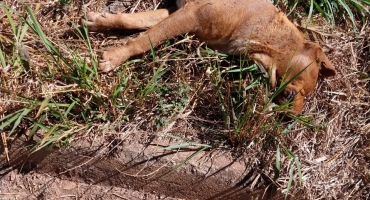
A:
308;42;336;78
305;42;336;78
317;48;336;78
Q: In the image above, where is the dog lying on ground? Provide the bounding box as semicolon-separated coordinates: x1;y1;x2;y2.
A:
82;0;336;115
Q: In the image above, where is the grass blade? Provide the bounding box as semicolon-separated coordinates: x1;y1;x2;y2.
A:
274;144;281;180
337;0;358;32
9;107;32;135
1;3;17;43
306;0;315;28
294;156;302;185
167;146;210;175
35;97;51;118
161;142;212;150
28;114;46;140
0;46;6;68
37;124;60;149
285;161;294;199
24;6;68;64
0;112;22;130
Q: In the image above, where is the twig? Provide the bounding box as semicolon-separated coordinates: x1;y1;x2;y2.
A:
131;0;142;13
1;132;9;164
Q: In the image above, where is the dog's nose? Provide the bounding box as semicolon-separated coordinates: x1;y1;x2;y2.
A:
286;90;296;103
273;88;304;115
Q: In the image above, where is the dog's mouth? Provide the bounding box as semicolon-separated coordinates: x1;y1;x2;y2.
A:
284;90;296;103
274;87;307;115
274;89;297;105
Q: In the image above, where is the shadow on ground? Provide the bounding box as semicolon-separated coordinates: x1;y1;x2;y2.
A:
0;135;289;200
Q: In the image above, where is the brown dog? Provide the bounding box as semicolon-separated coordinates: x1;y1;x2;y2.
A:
82;0;336;115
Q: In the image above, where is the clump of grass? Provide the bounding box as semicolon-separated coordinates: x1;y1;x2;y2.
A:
0;3;30;71
0;3;193;147
200;48;321;143
187;47;329;197
274;0;370;32
0;3;99;150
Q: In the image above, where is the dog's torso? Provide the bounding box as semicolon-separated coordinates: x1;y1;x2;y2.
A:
83;0;336;114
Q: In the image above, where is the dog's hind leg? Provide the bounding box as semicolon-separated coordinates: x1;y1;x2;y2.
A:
82;8;176;31
97;8;199;72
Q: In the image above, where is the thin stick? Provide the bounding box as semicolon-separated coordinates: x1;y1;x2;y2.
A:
1;132;9;164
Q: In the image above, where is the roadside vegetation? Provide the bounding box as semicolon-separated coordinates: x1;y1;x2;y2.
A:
0;0;369;199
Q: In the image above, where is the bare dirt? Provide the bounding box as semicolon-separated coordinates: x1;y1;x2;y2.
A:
0;130;284;200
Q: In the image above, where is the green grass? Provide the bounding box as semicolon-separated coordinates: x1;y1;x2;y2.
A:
0;3;30;72
274;0;370;32
0;3;98;150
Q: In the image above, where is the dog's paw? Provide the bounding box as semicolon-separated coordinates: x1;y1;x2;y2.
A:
81;12;106;31
98;60;116;72
97;51;122;72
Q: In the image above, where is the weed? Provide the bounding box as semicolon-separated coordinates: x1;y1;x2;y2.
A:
0;3;30;70
154;82;190;128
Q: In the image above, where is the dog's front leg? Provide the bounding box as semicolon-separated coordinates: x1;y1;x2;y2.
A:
98;9;198;72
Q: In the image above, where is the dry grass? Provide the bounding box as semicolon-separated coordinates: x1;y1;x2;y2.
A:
0;0;369;199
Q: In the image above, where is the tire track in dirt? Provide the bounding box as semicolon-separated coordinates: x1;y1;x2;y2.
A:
0;133;284;200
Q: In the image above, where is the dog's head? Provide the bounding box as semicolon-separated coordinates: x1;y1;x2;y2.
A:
273;42;336;115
